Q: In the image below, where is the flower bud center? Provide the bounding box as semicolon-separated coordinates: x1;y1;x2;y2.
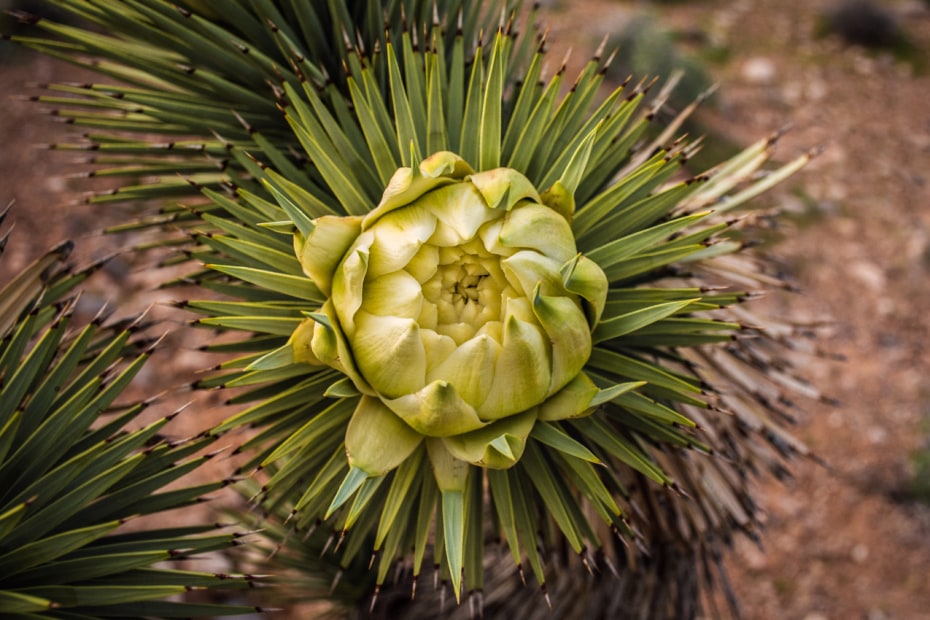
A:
418;240;509;345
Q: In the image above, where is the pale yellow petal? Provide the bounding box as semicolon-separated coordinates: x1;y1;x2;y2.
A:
537;373;600;421
420;150;474;180
477;315;551;420
435;321;477;346
500;250;564;297
331;235;372;337
420;328;457;375
426;333;499;409
294;215;362;295
352;310;426;398
360;270;423;320
405;243;439;282
441;408;537;469
561;254;609;327
499;203;577;263
477;219;510;257
367;205;437;277
468;168;540;212
417;302;439;331
502;296;536;325
426;437;471;493
475;320;503;343
532;288;592;394
290;317;323;365
362;151;472;230
539;179;575;222
424;183;499;247
305;301;373;394
384;380;487;437
346;396;423;476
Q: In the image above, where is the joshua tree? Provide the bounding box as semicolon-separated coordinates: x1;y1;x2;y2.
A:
2;2;820;618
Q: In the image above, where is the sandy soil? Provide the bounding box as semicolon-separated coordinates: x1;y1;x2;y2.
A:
3;1;930;618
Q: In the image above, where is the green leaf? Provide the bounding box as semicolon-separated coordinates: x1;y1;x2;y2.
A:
520;442;586;554
572;415;672;485
459;43;484;167
325;467;369;520
18;585;185;608
412;470;438;579
479;33;505;170
593;299;699;343
440;489;466;603
262;398;355;464
589;380;649;408
487;468;522;568
197;315;302;337
0;591;52;613
0;241;72;340
531;422;601;463
0;521;120;577
374;447;425;550
205;264;323;302
7;551;168;587
586;211;714;268
386;44;421;166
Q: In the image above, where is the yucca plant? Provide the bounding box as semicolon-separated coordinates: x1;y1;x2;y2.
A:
6;2;823;617
0;208;261;618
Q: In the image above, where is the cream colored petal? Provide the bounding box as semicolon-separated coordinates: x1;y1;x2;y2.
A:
441;408;537;469
532;288;592;394
500;250;564;297
331;235;373;337
294;215;362;296
477;219;509;256
502;295;536;325
468;168;540;212
537;372;600;421
290;317;323;365
499;203;577;263
539;179;575;222
304;302;373;394
475;320;503;343
346;396;423;476
420;275;443;305
417;302;439;332
352;310;426;399
420;150;475;180
384;380;487;437
435;321;476;346
561;254;609;327
360;270;423;320
421;328;457;375
425;183;499;247
426;333;499;409
405;243;439;282
362;150;473;230
367;205;438;278
477;315;551;420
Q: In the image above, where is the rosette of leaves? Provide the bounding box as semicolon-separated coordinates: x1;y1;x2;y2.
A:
183;22;814;614
5;2;824;617
0;211;258;618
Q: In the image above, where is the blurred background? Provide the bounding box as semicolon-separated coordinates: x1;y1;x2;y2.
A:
2;0;929;617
